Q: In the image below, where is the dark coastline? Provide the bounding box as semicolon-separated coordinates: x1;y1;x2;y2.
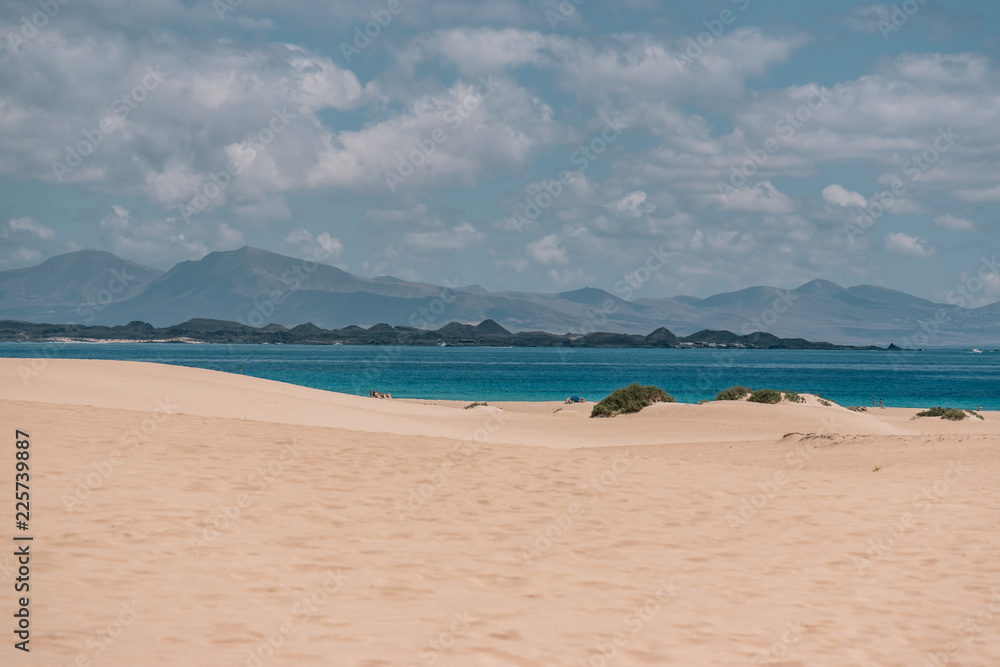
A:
0;318;898;350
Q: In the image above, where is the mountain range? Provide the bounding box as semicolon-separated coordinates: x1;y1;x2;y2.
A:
1;247;997;346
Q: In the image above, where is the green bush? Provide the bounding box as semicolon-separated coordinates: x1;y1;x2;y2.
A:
464;401;488;409
784;391;806;404
966;410;985;420
591;383;675;418
715;386;750;401
818;398;832;407
915;406;967;421
748;388;782;404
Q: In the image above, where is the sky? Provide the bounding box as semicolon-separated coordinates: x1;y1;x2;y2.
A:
1;0;999;305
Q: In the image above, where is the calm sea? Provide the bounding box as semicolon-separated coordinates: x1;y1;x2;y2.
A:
3;343;999;409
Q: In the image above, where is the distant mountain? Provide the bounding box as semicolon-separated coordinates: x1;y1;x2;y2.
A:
4;246;1000;346
0;250;162;323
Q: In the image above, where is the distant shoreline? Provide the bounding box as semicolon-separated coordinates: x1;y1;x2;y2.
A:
0;317;897;350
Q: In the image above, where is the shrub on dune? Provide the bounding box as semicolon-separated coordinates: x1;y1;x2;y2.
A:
591;383;675;418
747;388;782;404
714;386;750;401
915;406;968;421
783;391;806;404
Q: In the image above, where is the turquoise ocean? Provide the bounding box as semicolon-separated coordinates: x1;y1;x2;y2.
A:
3;343;999;409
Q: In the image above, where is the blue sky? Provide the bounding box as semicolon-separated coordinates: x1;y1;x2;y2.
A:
1;0;999;304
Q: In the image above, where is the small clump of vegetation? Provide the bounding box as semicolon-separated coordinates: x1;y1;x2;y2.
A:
915;406;967;421
748;388;783;404
591;383;675;418
464;401;488;409
967;410;984;420
784;391;806;404
715;386;750;401
818;398;832;407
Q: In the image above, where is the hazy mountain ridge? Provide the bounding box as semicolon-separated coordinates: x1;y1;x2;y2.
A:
2;247;999;346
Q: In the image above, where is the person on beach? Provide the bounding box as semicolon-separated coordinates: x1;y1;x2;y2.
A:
879;399;884;409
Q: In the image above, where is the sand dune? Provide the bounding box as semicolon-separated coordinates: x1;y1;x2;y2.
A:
1;359;998;666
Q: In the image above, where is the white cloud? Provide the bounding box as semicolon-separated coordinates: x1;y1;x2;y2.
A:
97;205;242;267
0;247;43;270
839;4;893;33
1;217;57;242
609;191;655;217
956;185;1000;203
526;234;568;265
404;27;809;101
283;228;344;259
822;184;867;208
714;181;795;214
306;77;560;193
405;222;485;251
884;232;936;258
933;213;975;232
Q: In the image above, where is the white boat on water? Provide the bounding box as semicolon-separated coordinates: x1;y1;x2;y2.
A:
971;349;983;354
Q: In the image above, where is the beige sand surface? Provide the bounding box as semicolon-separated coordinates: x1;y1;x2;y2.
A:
0;358;998;666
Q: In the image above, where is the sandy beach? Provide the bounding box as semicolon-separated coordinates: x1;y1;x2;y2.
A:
1;358;998;666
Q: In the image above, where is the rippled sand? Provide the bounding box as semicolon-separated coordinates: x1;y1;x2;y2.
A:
1;359;998;666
